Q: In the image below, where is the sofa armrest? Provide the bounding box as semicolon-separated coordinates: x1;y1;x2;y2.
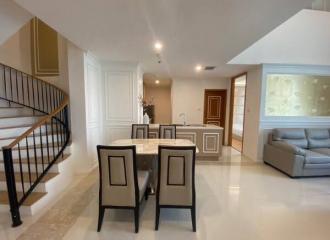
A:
263;144;305;177
271;141;306;156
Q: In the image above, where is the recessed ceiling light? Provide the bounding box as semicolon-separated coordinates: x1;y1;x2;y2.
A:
154;41;163;52
195;64;203;72
155;80;160;84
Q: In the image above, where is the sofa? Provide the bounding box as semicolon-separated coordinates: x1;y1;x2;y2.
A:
263;128;330;177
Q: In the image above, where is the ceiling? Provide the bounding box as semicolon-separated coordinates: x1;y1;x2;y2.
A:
14;0;314;78
0;0;32;45
143;73;172;87
229;10;330;66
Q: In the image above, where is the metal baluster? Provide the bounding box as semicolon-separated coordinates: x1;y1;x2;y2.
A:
45;82;49;113
36;80;40;111
39;126;45;171
52;87;55;111
9;68;13;104
2;148;22;227
21;73;25;106
31;76;35;114
25;137;32;186
55;112;60;155
41;82;45;113
17;142;25;195
55;90;60;154
15;69;19;103
45;122;50;164
32;130;38;178
59;110;64;158
27;75;31;109
3;65;7;100
51;117;55;159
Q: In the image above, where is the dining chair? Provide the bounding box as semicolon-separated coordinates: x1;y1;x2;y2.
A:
155;145;197;232
97;145;150;233
131;124;149;139
159;125;176;139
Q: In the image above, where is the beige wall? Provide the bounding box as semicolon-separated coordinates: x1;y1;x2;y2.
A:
144;85;172;124
242;66;262;161
171;77;231;144
0;21;69;93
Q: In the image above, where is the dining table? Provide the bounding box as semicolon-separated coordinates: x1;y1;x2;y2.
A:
110;138;199;154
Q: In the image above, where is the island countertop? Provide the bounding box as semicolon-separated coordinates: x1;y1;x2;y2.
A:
148;123;223;160
148;123;223;130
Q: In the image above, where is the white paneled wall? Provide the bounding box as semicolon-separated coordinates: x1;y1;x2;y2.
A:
101;61;143;143
68;52;143;173
84;53;103;166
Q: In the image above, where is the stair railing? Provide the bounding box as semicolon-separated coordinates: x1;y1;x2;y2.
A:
0;63;70;227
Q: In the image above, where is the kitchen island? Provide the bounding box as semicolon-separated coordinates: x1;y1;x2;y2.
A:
149;124;223;161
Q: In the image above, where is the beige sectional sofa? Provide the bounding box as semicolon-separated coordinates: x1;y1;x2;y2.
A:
263;128;330;177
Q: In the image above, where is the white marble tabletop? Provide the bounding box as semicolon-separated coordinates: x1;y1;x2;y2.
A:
111;139;199;155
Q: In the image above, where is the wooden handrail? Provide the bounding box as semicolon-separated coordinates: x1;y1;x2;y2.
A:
3;95;69;149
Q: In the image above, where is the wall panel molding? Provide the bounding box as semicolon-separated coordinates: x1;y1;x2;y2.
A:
31;17;59;76
104;71;134;124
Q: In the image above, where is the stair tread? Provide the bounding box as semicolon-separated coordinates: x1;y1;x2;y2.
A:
0;171;59;183
0;131;65;141
0;154;70;164
0;124;34;130
0;114;42;119
0;191;47;206
0;106;24;109
0;141;68;151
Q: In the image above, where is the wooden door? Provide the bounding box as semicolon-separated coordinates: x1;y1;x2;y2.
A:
203;90;227;128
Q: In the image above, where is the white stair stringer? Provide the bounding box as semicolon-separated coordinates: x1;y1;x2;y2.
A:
0;102;73;216
20;152;74;216
0;146;74;215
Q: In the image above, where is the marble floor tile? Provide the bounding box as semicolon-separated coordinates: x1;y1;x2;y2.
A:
1;148;330;240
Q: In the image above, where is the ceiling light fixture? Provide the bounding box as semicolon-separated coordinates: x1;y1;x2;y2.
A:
155;80;160;84
195;64;203;72
154;41;163;52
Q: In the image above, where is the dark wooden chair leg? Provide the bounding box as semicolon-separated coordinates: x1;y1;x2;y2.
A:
144;187;150;200
191;206;196;232
97;206;105;232
134;207;139;233
155;205;160;230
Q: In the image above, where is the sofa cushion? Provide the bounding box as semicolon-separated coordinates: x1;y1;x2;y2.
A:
311;148;330;156
304;150;330;164
306;129;330;149
273;128;308;148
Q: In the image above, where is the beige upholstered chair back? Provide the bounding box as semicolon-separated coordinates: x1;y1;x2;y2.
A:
131;124;149;139
159;125;176;139
97;145;139;207
157;146;196;206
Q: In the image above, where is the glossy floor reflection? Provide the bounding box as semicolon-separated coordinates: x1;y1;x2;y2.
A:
62;164;330;240
2;149;330;240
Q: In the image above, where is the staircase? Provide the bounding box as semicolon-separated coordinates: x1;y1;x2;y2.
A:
0;63;71;226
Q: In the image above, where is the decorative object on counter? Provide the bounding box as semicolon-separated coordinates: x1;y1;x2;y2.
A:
179;112;187;125
96;145;150;233
143;113;150;124
143;105;154;123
